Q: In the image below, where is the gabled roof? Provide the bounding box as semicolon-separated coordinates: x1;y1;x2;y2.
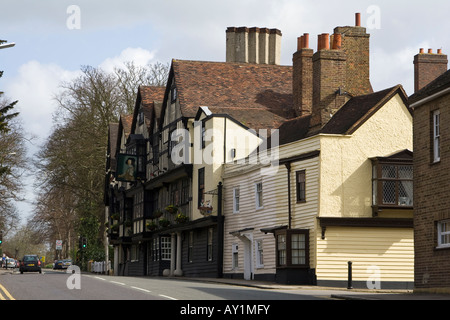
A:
115;114;133;155
320;85;409;135
165;59;294;131
131;85;165;134
278;85;409;145
409;68;450;106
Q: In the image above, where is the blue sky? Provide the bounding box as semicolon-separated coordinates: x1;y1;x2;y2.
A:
1;0;449;220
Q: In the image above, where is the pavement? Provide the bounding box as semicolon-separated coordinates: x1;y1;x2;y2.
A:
1;267;449;300
167;276;450;300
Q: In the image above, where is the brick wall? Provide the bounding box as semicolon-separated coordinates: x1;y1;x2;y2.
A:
334;26;372;96
413;92;450;290
414;51;448;93
292;37;313;117
292;19;373;131
310;44;347;131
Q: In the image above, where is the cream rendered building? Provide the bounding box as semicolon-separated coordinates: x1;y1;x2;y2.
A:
223;85;414;288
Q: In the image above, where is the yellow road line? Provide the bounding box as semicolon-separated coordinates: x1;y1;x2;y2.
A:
0;283;15;300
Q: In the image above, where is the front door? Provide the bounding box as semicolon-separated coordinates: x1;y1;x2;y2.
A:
241;233;253;280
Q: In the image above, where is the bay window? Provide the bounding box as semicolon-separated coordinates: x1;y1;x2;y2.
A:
371;151;413;214
275;229;309;268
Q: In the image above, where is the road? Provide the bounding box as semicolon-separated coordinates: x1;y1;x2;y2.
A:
0;268;345;301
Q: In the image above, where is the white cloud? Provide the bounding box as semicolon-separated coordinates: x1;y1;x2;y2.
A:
99;47;156;73
5;61;81;145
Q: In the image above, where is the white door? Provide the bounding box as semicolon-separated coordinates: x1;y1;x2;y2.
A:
242;233;253;280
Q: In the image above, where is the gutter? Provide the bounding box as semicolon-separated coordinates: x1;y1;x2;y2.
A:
410;87;450;109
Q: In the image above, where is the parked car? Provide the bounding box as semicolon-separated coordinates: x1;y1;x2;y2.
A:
53;260;64;270
6;258;16;268
62;259;72;269
2;258;16;269
20;255;42;274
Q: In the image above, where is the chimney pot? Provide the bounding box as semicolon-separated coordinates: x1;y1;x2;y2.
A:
355;13;361;27
332;33;342;50
297;36;303;51
318;33;330;51
414;48;448;92
419;48;424;54
304;33;309;49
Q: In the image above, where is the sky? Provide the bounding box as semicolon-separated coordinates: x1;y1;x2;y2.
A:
0;0;449;221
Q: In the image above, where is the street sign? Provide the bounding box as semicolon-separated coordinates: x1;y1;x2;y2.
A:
56;240;62;250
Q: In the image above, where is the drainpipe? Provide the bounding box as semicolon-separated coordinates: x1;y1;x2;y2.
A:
217;182;224;278
284;163;292;229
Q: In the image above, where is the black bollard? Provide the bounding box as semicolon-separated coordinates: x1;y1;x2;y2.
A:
347;261;353;289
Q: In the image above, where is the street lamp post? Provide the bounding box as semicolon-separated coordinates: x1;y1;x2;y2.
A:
0;42;15;50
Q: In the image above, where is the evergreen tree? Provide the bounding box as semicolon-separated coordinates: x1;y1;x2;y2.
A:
0;58;19;178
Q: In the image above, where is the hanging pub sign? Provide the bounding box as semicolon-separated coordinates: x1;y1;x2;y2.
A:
116;154;138;182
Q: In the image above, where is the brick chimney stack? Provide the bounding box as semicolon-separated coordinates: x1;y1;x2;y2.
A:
293;33;313;117
414;48;448;92
333;13;373;96
310;32;347;131
226;27;282;65
292;13;374;132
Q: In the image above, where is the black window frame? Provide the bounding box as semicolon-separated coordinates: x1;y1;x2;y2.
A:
372;161;413;209
275;229;309;268
296;170;306;203
198;167;205;208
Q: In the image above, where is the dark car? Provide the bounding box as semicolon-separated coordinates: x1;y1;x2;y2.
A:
53;260;64;270
20;255;42;274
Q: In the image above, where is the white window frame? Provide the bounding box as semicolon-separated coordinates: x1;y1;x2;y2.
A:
160;236;171;260
233;187;240;213
437;220;450;248
255;240;264;269
232;243;239;269
207;228;213;262
255;182;263;210
433;109;441;163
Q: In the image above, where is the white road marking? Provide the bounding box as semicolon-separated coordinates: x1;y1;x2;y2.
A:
159;294;177;300
130;286;152;293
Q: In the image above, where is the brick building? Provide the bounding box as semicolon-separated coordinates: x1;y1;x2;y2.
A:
409;48;450;293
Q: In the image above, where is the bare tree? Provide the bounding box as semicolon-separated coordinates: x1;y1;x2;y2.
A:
30;61;169;260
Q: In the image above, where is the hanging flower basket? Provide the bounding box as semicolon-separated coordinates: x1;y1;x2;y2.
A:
146;221;158;231
199;202;213;216
153;210;163;219
159;218;171;228
165;205;179;215
175;213;189;224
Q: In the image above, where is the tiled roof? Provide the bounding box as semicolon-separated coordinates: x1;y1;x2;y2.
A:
278;85;408;145
133;86;166;132
320;85;408;135
168;60;409;145
120;114;133;137
409;69;450;105
172;60;294;131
